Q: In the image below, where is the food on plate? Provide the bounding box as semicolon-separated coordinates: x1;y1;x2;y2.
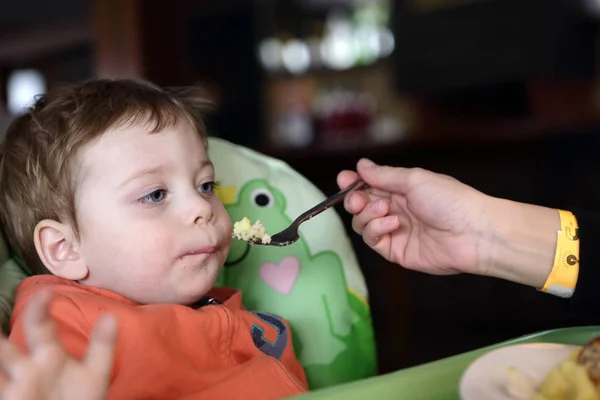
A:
506;338;600;400
506;366;538;400
579;337;600;384
232;217;272;244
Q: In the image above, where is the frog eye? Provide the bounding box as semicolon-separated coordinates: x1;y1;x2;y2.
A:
251;188;274;208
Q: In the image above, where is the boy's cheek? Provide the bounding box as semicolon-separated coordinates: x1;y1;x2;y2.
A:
215;206;233;234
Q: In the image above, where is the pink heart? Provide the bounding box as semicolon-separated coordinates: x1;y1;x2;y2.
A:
259;256;300;294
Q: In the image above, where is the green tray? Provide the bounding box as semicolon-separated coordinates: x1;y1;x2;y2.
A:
296;326;600;400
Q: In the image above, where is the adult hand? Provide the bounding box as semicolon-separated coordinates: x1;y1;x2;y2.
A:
338;158;488;275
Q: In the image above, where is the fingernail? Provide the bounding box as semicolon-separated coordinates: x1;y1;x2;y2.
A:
383;216;399;227
359;158;375;168
369;200;382;212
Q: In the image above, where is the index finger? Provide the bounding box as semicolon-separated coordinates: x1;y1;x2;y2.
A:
338;171;373;215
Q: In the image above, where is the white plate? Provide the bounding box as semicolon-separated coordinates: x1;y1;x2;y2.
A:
459;343;580;400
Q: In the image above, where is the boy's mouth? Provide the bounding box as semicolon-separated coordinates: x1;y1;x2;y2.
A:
178;246;217;260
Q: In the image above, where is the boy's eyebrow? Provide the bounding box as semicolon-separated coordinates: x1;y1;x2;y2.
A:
119;166;166;189
200;160;214;172
119;161;213;189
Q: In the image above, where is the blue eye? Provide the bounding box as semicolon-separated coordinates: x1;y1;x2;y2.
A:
139;189;166;204
198;181;219;195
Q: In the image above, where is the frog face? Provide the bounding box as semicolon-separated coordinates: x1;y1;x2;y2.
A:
216;177;376;388
223;179;290;266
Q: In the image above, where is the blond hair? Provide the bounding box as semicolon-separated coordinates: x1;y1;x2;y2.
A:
0;78;210;274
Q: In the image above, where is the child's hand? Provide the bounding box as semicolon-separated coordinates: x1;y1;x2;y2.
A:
0;290;117;400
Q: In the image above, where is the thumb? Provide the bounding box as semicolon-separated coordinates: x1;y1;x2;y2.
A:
357;158;412;194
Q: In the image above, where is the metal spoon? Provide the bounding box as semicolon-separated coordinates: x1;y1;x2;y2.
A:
238;178;368;247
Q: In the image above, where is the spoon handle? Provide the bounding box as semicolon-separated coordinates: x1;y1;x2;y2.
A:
293;179;369;226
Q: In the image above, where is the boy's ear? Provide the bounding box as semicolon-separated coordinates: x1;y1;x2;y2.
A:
33;219;88;280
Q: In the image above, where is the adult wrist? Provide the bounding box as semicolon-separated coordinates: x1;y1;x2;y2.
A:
478;196;559;288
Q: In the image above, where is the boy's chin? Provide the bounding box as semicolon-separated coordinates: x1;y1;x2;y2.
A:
173;273;219;304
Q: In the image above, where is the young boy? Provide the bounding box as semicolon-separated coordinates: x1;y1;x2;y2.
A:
0;79;308;399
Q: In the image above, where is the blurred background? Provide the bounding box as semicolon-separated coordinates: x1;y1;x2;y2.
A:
2;0;600;375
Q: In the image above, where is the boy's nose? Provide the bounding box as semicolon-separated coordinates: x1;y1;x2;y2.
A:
190;195;213;225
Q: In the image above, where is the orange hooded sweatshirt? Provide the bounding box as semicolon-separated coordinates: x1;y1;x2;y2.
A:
10;275;308;400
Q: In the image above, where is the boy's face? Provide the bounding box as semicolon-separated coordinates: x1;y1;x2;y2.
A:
72;119;232;304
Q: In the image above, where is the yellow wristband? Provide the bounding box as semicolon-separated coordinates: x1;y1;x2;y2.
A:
539;209;580;298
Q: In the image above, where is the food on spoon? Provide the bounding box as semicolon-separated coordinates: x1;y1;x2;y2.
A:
232;217;272;244
505;337;600;400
